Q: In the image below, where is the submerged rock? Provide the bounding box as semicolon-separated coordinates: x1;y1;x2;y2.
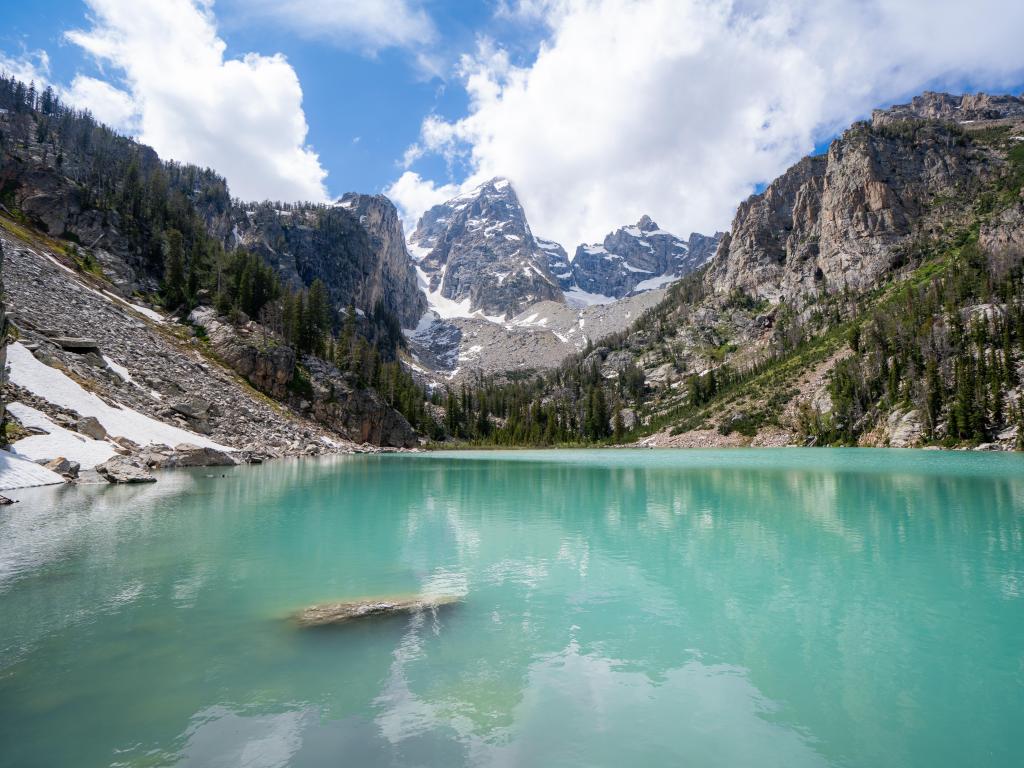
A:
96;456;156;484
293;594;461;628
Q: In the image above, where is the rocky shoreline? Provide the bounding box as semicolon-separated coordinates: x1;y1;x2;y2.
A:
0;229;420;490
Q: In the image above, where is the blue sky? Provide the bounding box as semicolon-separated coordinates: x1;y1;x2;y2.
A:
1;0;491;196
3;1;1024;248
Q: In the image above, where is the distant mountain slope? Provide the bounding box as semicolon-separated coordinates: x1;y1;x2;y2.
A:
571;216;722;300
436;92;1024;450
403;178;723;380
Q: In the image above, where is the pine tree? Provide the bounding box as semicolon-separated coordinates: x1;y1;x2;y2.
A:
162;229;186;309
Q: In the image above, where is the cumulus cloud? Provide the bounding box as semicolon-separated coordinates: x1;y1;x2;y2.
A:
242;0;436;52
400;0;1024;248
0;49;52;88
385;171;460;235
65;75;137;130
61;0;327;203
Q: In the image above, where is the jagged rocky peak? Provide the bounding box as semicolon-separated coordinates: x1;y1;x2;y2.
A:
709;90;1024;303
535;238;574;290
570;216;721;299
872;91;1024;127
409;177;564;319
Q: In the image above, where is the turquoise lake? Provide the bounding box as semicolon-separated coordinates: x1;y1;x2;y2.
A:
1;449;1022;767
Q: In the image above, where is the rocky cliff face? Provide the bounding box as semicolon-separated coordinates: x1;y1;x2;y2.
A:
707;94;1024;301
337;193;427;325
231;195;425;328
0;240;6;441
536;238;574;289
872;91;1024;127
571;216;721;298
192;308;417;447
409;178;564;318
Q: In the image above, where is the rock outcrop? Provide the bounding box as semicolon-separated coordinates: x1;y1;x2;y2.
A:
336;193;427;326
536;238;574;289
410;178;564;318
191;308;417;448
707;95;1022;301
43;456;80;479
231;195;425;329
872;91;1024;127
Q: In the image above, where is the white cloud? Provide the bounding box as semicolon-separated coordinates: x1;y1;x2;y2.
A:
241;0;437;52
400;0;1024;248
65;75;137;130
0;49;52;88
60;0;327;203
384;171;460;235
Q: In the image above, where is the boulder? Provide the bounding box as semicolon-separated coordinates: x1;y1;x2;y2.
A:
43;456;80;479
76;416;107;440
293;594;461;628
51;336;100;352
165;443;236;468
170;397;211;419
111;436;140;453
95;456;156;484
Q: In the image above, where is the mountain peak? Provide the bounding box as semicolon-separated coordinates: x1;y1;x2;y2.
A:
636;215;658;231
409;175;563;319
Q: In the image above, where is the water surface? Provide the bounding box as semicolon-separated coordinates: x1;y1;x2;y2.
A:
1;449;1022;767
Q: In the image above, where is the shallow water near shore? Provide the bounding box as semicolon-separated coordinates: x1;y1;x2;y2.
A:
1;448;1022;767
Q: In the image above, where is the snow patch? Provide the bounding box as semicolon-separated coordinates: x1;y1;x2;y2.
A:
6;402;118;469
632;273;679;292
99;289;164;324
7;343;232;452
0;450;64;491
102;355;137;387
564;287;617;307
407;239;433;262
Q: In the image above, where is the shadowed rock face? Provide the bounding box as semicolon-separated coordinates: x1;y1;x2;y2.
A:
410;178;564;318
708;92;1024;302
0;241;5;442
231;195;426;329
191;308;418;448
293;594;462;627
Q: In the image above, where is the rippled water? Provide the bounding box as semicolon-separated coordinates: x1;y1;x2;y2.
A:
1;449;1022;767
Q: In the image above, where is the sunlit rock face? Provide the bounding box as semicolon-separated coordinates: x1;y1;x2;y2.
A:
409;178;564;319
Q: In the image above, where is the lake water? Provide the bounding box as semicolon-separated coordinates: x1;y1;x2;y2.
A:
1;449;1022;767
